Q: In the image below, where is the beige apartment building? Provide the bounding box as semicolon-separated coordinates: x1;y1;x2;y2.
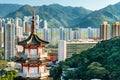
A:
112;22;120;37
100;21;110;40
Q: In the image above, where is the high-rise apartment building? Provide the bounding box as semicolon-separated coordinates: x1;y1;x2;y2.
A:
15;17;23;37
100;22;111;40
78;27;99;39
60;27;64;40
58;40;66;61
15;17;22;27
40;20;48;29
50;28;60;45
0;27;4;47
112;22;120;37
0;19;2;28
35;15;40;28
4;21;15;60
23;16;29;33
64;28;73;41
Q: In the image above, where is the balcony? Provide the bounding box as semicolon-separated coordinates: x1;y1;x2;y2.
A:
18;72;40;78
20;52;48;59
20;54;40;59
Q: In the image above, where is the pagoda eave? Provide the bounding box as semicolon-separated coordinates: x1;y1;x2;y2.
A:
19;43;48;47
21;63;46;67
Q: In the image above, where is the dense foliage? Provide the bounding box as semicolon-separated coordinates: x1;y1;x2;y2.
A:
0;48;4;60
50;37;120;80
0;70;18;80
0;60;7;69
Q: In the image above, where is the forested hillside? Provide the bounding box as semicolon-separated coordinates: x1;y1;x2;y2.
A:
50;37;120;80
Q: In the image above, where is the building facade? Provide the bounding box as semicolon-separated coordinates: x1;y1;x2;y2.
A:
112;22;120;37
58;40;98;61
0;27;4;47
100;22;111;40
4;21;15;60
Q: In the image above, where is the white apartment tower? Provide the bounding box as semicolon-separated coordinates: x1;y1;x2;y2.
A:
58;40;66;62
23;16;29;33
35;15;40;29
15;17;23;37
4;21;15;60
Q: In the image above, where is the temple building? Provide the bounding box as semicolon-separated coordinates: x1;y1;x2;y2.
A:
17;13;49;79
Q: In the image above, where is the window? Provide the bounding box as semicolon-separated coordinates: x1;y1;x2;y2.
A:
25;49;29;55
30;49;37;55
30;67;37;74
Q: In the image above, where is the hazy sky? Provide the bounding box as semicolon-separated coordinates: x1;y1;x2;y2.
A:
0;0;120;10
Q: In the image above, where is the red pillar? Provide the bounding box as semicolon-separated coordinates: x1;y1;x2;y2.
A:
28;65;30;74
38;65;39;73
44;65;46;72
28;49;30;58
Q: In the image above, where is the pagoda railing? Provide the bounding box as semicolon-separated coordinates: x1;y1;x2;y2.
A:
18;70;49;78
27;73;40;77
29;55;40;58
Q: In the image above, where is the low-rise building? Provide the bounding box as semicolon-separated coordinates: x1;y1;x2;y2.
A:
58;40;98;61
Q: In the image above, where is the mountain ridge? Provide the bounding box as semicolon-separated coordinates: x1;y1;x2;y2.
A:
74;2;120;28
1;2;120;28
0;4;22;17
5;4;91;28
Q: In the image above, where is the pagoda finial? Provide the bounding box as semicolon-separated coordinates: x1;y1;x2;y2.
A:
31;11;36;34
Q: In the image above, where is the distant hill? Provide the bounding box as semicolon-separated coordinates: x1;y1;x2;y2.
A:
0;4;22;17
74;2;120;28
4;4;92;28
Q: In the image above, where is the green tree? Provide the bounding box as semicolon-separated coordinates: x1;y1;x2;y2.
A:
0;60;7;69
86;62;109;80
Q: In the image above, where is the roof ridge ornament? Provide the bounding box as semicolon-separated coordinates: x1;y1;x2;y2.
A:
31;11;36;34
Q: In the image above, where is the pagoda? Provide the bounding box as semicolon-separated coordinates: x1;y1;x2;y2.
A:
17;13;49;79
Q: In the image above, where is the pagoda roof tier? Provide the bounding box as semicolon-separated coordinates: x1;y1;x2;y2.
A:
16;58;48;64
18;13;49;46
18;33;49;45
